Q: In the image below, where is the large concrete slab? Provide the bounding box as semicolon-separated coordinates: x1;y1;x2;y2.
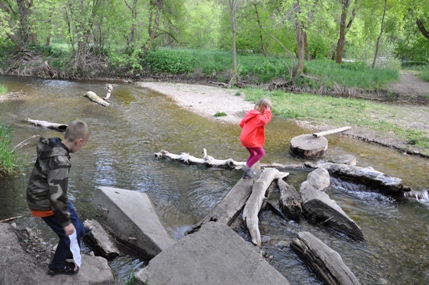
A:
0;223;114;285
135;222;291;285
92;186;175;258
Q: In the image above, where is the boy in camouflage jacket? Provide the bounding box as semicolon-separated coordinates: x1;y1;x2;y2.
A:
26;119;90;275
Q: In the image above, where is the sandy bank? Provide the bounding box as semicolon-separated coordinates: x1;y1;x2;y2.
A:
136;81;429;157
136;82;255;124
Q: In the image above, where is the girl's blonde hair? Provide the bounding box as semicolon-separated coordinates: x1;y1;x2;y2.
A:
255;98;272;111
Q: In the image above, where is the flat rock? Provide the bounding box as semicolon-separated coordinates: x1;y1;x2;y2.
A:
92;186;175;259
0;223;114;285
135;222;291;285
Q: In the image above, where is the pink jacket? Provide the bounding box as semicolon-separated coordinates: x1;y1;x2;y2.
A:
239;109;272;148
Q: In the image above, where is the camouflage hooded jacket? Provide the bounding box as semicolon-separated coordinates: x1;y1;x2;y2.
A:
26;137;72;227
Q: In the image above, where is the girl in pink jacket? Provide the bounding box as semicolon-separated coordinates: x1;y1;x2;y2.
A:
239;98;272;179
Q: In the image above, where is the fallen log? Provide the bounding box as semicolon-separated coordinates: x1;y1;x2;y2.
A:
291;231;361;285
243;168;289;247
27;118;68;132
84;91;110;106
318;162;404;194
278;179;302;220
188;176;257;234
154;149;244;169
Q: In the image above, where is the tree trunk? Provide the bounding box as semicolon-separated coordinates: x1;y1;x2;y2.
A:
17;0;37;47
416;19;429;40
372;0;387;68
252;2;266;56
335;0;357;64
229;0;238;83
124;0;139;47
146;0;164;52
304;31;310;60
293;1;305;79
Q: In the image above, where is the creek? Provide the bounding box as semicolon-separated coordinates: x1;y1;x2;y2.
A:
0;75;428;284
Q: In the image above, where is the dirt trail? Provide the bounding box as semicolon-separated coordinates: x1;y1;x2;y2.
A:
388;71;429;97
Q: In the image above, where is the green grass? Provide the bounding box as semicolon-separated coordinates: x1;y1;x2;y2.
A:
419;66;429;82
141;49;399;87
0;124;25;178
304;59;399;89
402;62;429;82
0;84;7;95
243;88;429;153
214;112;227;117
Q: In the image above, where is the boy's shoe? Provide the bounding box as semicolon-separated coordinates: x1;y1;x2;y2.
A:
82;226;93;239
241;166;255;179
48;261;79;276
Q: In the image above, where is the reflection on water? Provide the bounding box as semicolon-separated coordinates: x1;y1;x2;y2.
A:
1;75;428;284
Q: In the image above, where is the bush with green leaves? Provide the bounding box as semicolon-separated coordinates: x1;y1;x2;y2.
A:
141;49;195;74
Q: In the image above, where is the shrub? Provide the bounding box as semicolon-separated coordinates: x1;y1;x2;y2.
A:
214;112;227;117
141;49;195;74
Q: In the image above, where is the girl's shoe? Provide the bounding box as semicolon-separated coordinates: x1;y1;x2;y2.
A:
241;166;255;179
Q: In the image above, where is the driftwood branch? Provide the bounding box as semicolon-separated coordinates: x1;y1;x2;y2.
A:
0;216;21;223
12;135;40;153
104;84;113;100
27;118;68;132
84;91;110;106
154;149;244;169
243;168;289;247
313;126;351;137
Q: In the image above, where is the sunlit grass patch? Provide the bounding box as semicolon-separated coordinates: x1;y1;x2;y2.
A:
0;84;7;95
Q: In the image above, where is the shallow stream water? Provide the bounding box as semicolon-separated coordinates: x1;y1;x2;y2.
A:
1;75;428;284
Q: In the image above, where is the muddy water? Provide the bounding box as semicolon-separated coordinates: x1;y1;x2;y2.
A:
1;75;428;284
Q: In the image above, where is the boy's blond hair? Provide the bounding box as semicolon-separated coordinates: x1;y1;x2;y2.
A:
64;120;90;142
255;98;272;111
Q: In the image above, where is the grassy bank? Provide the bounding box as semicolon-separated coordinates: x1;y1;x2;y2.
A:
244;88;429;156
0;124;25;178
0;84;7;95
1;44;400;89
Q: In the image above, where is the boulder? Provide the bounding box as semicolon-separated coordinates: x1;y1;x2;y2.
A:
92;186;175;259
300;168;364;240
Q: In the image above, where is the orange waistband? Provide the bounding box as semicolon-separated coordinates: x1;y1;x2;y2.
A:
31;209;54;217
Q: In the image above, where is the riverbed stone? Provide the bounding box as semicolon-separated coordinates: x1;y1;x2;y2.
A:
300;169;364;240
92;186;175;259
135;221;291;285
328;154;357;166
0;223;114;285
